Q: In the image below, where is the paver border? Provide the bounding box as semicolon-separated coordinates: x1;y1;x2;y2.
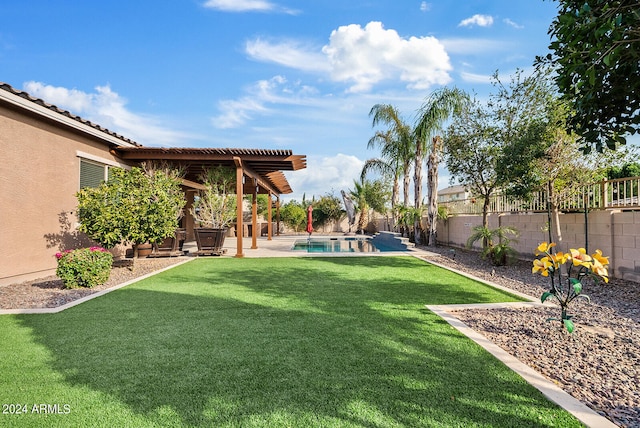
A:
420;255;617;427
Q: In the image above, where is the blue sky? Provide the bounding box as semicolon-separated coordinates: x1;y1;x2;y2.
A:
2;0;561;201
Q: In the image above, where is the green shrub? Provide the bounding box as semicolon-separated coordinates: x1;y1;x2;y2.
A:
466;225;519;266
55;247;113;288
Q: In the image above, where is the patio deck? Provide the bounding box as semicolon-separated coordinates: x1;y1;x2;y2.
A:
184;234;434;258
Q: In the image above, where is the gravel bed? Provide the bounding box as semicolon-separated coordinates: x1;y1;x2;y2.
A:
0;257;187;309
2;248;638;426
420;245;640;428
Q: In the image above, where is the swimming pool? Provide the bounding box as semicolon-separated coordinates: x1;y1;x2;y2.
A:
292;237;384;253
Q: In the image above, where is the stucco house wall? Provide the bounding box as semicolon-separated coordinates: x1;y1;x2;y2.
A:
0;86;136;286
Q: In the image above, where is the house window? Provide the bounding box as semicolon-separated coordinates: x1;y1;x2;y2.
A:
79;159;109;189
77;151;130;189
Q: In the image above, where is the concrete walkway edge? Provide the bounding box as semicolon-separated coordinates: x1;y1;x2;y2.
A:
0;240;619;426
0;258;195;315
427;304;618;428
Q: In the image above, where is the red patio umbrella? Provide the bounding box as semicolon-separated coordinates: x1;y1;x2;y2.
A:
306;205;313;236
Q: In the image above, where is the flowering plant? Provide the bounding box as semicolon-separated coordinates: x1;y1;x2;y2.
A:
532;242;609;332
55;247;113;288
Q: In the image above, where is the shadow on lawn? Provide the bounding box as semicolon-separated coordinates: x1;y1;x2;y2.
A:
16;257;577;427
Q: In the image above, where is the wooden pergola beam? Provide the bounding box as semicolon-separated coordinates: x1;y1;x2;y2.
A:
234;157;244;258
109;146;306;256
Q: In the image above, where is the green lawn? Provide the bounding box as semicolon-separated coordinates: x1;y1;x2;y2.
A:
0;256;581;427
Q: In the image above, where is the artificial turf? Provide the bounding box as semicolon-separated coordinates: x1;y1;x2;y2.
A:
0;256;582;427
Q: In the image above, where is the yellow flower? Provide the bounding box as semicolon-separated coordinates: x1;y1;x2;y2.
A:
532;257;553;276
591;261;609;282
552;251;569;266
590;250;609;282
570;248;592;267
592;249;609;267
536;242;556;255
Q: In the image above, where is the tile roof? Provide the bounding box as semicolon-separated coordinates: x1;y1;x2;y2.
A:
1;81;307;195
0;81;140;146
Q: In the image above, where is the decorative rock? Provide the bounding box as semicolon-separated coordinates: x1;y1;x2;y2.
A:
422;246;639;428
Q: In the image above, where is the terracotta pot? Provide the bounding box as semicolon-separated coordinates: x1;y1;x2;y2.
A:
134;243;153;258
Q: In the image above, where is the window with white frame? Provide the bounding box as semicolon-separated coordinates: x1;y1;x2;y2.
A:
77;151;129;189
79;158;110;189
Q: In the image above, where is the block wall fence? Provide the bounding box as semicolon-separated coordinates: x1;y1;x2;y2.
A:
435;210;640;283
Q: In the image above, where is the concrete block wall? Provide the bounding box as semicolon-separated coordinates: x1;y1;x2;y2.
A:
437;210;640;283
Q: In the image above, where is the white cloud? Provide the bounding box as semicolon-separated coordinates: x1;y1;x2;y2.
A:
458;14;494;28
503;18;524;29
23;81;193;146
284;154;364;201
420;2;431;12
323;22;452;92
245;38;330;73
245;21;452;93
212;76;319;129
202;0;298;14
460;71;492;84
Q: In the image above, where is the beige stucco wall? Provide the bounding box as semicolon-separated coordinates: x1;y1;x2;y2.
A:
436;211;640;283
0;103;133;286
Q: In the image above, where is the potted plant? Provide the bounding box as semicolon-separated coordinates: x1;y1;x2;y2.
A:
190;166;237;256
76;165;186;259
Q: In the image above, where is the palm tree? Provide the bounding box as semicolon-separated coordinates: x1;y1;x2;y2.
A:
413;87;469;245
350;180;369;234
367;104;414;232
349;178;390;234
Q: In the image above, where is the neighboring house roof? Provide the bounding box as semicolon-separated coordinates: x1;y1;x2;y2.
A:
0;81;139;147
438;184;467;196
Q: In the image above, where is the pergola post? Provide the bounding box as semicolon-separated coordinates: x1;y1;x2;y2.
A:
251;182;258;249
234;157;244;258
267;192;273;241
276;197;281;236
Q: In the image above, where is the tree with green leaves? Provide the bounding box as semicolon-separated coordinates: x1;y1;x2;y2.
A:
444;96;501;233
312;193;345;232
607;161;640;179
366;104;414;228
494;67;635;245
280;200;307;233
413;87;469;245
76;166;186;257
349;178;390;234
539;0;639;152
191;166;237;229
493;67;567;196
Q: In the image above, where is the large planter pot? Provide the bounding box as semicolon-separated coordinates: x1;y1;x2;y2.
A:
148;228;187;258
194;228;228;256
126;243;153;258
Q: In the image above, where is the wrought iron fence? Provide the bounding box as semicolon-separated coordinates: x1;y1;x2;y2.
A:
440;176;640;214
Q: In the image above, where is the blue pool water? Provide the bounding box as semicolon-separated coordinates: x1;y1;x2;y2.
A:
292;237;391;253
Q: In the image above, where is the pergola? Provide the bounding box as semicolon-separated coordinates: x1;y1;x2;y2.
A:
112;147;307;257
